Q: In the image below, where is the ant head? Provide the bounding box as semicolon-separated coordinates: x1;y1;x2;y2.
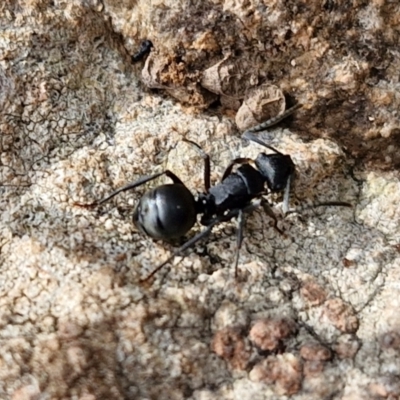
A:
255;153;295;192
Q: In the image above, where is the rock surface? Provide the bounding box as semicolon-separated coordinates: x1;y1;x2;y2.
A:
1;1;400;399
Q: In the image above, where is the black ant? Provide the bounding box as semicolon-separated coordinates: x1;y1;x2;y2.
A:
76;104;351;281
131;40;153;63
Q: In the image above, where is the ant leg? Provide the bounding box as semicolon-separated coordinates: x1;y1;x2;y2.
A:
221;158;253;181
182;139;211;192
282;173;293;215
233;209;245;278
140;222;216;282
242;134;283;155
141;203;260;282
285;201;352;216
242;103;302;136
141;210;237;282
75;170;184;207
232;200;275;277
260;198;284;235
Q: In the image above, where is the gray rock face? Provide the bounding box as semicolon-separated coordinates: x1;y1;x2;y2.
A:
1;1;400;399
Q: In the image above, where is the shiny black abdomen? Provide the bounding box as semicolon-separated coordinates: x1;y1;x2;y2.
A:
133;184;197;240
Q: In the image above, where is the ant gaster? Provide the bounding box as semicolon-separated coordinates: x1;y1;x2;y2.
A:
77;104;351;281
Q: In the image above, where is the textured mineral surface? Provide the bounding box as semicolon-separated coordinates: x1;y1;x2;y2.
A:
1;1;400;399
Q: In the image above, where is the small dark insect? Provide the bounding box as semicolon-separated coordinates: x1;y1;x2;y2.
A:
342;258;356;268
76;105;351;281
131;40;153;63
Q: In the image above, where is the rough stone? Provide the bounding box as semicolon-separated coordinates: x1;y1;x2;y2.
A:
1;0;400;399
